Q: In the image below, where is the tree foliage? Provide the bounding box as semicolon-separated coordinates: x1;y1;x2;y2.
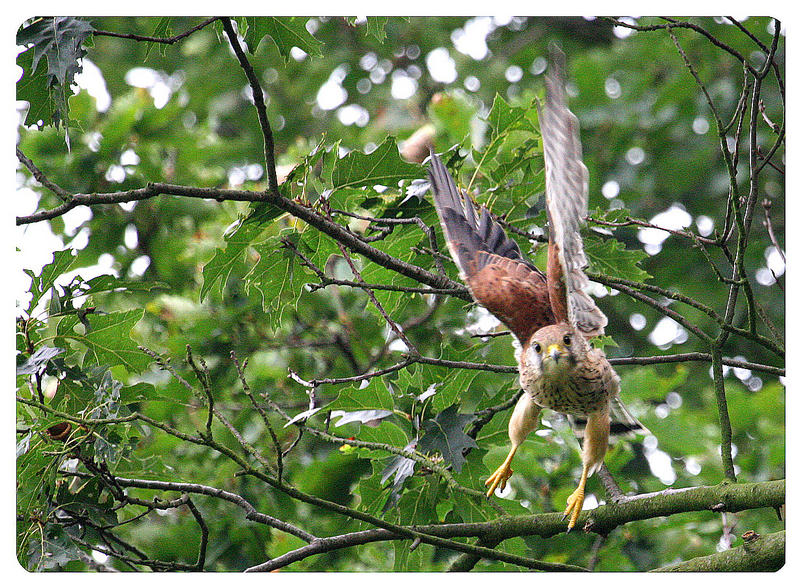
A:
16;16;784;572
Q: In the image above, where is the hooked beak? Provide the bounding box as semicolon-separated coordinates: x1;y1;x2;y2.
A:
546;344;564;364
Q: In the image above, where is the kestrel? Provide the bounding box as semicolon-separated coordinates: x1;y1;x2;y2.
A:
427;46;645;531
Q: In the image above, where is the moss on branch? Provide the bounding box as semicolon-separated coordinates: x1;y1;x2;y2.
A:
653;530;784;572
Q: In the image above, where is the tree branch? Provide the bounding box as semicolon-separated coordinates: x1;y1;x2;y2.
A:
105;476;317;543
652;530;784;572
601;17;758;76
608;353;783;377
15;178;467;299
245;479;784;571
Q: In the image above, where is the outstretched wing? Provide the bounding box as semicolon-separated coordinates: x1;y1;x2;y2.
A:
427;154;554;344
539;44;607;337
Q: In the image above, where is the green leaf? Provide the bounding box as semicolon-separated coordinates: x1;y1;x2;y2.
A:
25;249;77;314
57;309;150;373
246;233;303;329
16;17;94;129
26;524;84;571
584;233;651;283
473;95;540;188
16;431;32;458
417;404;478;472
394;475;443;527
16;48;56;128
294;226;339;279
487;93;532;140
380;439;417;512
83;275;169;294
381;452;415;491
485;138;542;184
143;17;172;59
16;17;94;86
591;335;619;351
329;137;420;195
200;203;282;301
93;370;123;419
243;17;323;61
365;17;389;42
200;231;252;301
432;365;481;412
428;91;477;147
329;378;395;412
450;448;529;522
119;381;157;404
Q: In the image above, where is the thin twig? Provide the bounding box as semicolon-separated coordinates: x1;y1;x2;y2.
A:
596;464;624;503
185;345;214;438
599;280;711;343
588;272;723;326
16;147;71;202
93;17;220;45
183;497;209;571
602;17;757;76
100;475;317;542
761;199;784;263
710;347;737;482
335;241;419;356
220;17;279;192
587;214;715;245
231;351;285;481
331;208;449;276
587;534;607;571
213;406;276;473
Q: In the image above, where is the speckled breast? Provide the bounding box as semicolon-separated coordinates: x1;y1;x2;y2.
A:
522;373;610;416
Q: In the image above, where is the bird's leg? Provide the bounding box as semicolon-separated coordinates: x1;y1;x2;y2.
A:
485;393;541;497
563;464;589;531
563;409;609;531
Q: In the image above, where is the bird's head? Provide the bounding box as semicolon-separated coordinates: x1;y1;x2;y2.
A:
525;323;588;375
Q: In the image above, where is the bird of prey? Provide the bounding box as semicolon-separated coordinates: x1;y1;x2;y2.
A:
427;47;645;531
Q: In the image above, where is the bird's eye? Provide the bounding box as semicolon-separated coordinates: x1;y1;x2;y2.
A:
533;342;541;353
563;334;572;346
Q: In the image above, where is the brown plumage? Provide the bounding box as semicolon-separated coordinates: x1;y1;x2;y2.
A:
427;45;645;531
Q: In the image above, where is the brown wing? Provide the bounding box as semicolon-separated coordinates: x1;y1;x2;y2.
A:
427;153;555;343
539;44;607;337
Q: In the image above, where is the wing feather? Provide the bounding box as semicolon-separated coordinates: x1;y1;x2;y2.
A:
539;44;608;337
427;154;554;342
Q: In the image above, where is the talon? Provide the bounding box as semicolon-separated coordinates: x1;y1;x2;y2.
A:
562;485;585;531
485;463;513;497
485;446;520;498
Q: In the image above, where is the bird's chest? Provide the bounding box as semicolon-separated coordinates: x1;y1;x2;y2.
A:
520;362;609;416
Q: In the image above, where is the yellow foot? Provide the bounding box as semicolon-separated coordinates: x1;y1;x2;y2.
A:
485;463;513;497
562;485;585;531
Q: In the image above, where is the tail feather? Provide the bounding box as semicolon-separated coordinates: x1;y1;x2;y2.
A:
569;398;648;439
